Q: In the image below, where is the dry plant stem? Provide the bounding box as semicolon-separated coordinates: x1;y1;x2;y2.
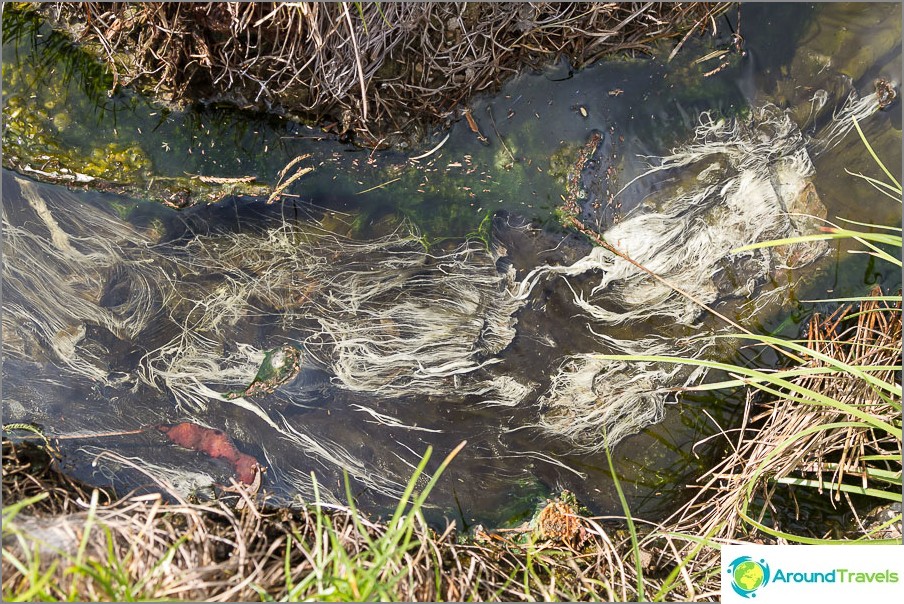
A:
341;1;368;123
569;216;805;364
663;288;902;542
39;2;727;146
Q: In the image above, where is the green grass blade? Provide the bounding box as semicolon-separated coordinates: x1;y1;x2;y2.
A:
353;1;368;34
775;476;901;501
2;552;59;602
736;419;900;542
409;440;466;512
800;296;902;303
835;216;903;232
845;169;904;201
726;333;902;397
342;472;376;550
807;463;902;485
696;332;902;398
852;115;902;192
652;525;720;601
2;492;49;524
598;353;900;436
682;364;901;391
860;454;902;462
605;443;645;601
846;240;902;266
387;446;432;529
859;513;904;539
838;307;904;324
65;489;99;600
737;378;897;435
738;509;901;544
732;230;903;253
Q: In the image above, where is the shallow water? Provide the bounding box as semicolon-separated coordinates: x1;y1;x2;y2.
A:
2;3;901;527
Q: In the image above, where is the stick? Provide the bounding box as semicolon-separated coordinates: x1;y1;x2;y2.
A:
356;177;401;195
342;2;368;122
567;216;805;364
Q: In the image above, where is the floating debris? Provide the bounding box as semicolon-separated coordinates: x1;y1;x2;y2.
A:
157;422;262;487
462;108;490;146
226;345;301;399
875;77;898;110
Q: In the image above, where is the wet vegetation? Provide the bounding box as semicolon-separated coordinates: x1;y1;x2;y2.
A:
2;2;902;602
3;276;900;600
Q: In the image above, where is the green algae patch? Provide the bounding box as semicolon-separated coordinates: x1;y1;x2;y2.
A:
2;7;274;207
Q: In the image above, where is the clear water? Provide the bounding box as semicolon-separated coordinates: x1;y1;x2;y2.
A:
2;3;900;527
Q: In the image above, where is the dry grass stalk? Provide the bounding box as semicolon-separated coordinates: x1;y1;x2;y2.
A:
665;287;902;542
3;438;720;601
38;2;730;147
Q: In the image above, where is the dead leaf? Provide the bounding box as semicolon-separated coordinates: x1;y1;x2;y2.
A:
157;422;262;486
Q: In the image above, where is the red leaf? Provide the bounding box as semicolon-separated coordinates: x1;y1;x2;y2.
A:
157;422;261;485
234;454;260;485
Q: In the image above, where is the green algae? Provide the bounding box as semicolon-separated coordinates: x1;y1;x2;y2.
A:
2;6;273;206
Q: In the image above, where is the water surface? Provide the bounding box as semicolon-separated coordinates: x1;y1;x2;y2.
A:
2;3;900;527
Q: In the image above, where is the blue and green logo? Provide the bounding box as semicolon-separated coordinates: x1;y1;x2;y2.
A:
727;556;771;598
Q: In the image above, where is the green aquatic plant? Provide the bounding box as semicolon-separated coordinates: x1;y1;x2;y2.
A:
464;209;495;249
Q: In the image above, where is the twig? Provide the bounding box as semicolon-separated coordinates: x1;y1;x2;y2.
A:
356;177;401;195
342;1;368;123
487;106;516;163
409;133;450;160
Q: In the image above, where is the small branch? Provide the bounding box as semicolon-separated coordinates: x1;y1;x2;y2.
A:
487;106;516;163
342;2;369;123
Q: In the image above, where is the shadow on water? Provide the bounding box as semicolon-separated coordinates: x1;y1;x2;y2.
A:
2;3;901;528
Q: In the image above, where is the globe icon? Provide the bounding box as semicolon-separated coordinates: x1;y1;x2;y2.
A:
733;560;765;592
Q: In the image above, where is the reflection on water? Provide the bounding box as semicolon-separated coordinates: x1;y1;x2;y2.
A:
2;3;901;525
